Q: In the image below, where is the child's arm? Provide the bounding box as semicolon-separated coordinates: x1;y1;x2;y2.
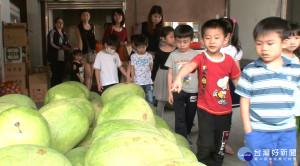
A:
94;69;103;92
231;77;240;88
168;68;174;105
126;63;133;82
150;63;153;71
171;62;198;93
119;66;129;83
240;96;252;133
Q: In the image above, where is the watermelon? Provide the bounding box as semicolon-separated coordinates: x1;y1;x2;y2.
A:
61;81;89;97
155;115;171;130
92;119;161;144
0;94;37;110
88;91;101;102
149;158;206;166
178;146;198;161
0;107;50;148
100;83;145;106
41;98;95;126
174;133;191;150
89;92;102;127
158;127;177;144
44;83;88;105
77;127;94;147
97;93;155;126
86;130;184;166
65;147;89;166
40;102;89;153
0;103;18;114
0;144;72;166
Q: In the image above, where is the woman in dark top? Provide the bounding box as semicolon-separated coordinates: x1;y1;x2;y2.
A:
47;17;71;87
75;9;96;90
135;5;164;57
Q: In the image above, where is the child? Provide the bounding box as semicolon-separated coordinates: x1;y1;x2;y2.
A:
94;34;129;94
130;35;154;104
235;17;300;166
219;17;244;155
282;21;300;63
152;26;176;118
165;24;198;141
70;49;84;83
126;34;139;82
171;19;241;165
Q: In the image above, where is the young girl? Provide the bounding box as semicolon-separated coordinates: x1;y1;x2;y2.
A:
219;17;243;155
70;49;84;83
152;26;176;117
135;5;164;57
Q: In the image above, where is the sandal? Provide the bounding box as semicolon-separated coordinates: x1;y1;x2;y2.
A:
225;145;234;155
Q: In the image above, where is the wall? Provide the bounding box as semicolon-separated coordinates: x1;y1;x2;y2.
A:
230;0;282;62
125;0;226;36
27;0;43;70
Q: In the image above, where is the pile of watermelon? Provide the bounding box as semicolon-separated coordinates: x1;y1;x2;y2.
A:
0;81;205;166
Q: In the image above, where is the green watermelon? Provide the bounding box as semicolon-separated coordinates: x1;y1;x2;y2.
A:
76;127;94;147
65;147;89;166
0;94;37;110
178;146;198;161
100;83;145;106
158;127;177;144
41;98;95;126
89;93;102;127
44;83;88;105
97;93;155;126
40;102;89;153
149;158;206;166
0;107;50;148
61;81;89;97
92;119;161;144
174;133;190;150
86;130;184;166
0;103;18;114
0;144;72;166
155;115;171;130
88;91;101;102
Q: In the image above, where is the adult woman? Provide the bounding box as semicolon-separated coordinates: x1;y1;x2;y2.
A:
47;17;71;87
135;5;164;56
76;9;96;90
102;8;129;81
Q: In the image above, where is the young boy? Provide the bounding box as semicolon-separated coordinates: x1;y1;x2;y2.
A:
130;35;154;104
171;19;241;165
94;34;128;94
165;24;199;142
235;17;300;166
70;49;84;83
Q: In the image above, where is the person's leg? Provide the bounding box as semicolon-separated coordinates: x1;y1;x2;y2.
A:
84;63;93;90
57;61;65;84
50;62;60;87
185;93;198;134
212;112;232;166
196;108;216;165
156;100;166;118
272;130;296;166
173;91;188;138
142;85;154;105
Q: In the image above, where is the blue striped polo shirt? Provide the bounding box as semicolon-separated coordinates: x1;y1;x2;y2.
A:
235;57;300;132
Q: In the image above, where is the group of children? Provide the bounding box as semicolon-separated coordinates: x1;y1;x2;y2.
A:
69;16;300;166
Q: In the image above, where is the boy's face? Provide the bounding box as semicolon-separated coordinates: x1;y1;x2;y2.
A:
175;37;192;53
162;31;175;46
201;27;227;56
105;44;117;55
255;32;283;63
284;35;300;52
136;45;147;55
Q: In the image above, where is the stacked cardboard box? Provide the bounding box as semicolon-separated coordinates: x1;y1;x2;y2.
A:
29;73;48;103
4;63;27;95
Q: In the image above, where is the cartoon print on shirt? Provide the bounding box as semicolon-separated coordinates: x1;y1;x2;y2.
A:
213;76;229;105
178;64;192;84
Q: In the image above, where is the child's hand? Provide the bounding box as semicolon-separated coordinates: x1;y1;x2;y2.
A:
97;83;103;92
80;78;84;84
168;92;174;105
171;78;182;93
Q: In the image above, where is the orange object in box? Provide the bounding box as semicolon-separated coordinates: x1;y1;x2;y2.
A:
29;73;48;103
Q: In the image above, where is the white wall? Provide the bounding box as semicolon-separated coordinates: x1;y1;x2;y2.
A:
26;0;43;71
230;0;282;61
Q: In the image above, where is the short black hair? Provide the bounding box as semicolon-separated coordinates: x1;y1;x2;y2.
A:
253;17;289;41
133;35;148;47
161;26;174;37
130;34;139;44
174;24;194;39
287;21;300;36
111;8;125;27
201;19;227;38
106;34;120;48
73;49;82;56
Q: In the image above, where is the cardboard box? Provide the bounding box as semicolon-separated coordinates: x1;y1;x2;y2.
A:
5;74;26;90
29;73;48;102
3;23;27;47
4;63;26;76
21;88;28;96
4;47;26;63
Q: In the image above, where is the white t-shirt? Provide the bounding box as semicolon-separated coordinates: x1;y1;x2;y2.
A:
93;50;122;86
220;45;243;61
131;52;153;85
